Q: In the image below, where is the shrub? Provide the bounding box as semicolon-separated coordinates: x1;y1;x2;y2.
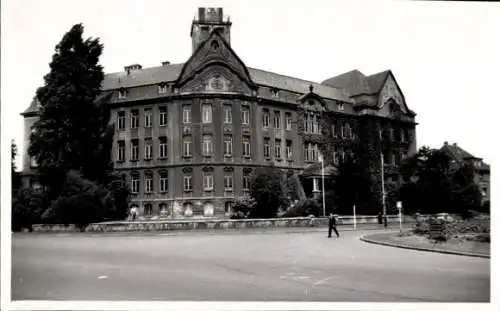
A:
230;196;256;219
282;199;322;218
12;188;45;232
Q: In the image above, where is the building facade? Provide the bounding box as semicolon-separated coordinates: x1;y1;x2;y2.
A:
440;142;490;205
21;7;418;218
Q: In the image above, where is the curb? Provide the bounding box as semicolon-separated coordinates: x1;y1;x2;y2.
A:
359;234;490;259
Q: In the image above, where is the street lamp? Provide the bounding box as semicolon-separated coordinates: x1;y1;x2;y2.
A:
381;152;386;217
318;154;326;217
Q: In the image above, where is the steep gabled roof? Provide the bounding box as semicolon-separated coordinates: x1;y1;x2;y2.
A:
248;68;351;102
101;63;184;90
99;63;352;102
321;69;392;97
440;143;490;171
21;97;40;116
366;70;391;93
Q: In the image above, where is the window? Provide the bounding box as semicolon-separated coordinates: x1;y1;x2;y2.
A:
131;173;140;194
274;139;282;159
202;104;212;123
271;88;279;98
183;175;192;191
339;147;345;164
183;106;191;124
183;137;192;157
304;143;318;162
389;127;394;141
345;123;351;139
159;106;167;126
286;140;292;160
242;136;251;157
144;139;153;160
30;156;38;168
224;201;233;214
243;171;251;191
273;111;281;129
144;203;153;216
117;141;125;162
264;138;270;158
341;123;346;138
203;173;214;191
262;109;270;128
332;146;338;165
117;111;126;130
158;84;168;94
131;110;139;128
202;135;214;156
224;105;232;124
338;102;344;111
118;89;127;99
224;136;232;157
131;139;139;161
285;112;292;131
160;171;168;193
159;136;168;159
242;107;250;125
144;108;152;128
224;173;233;191
401;129;407;142
145;173;153;193
394;151;401;165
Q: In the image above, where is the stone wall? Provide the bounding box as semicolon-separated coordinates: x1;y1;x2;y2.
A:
31;215;418;233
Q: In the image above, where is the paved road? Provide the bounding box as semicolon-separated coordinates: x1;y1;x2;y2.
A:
12;227;490;302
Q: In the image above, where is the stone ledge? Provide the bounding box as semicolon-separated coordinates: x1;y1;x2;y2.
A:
360;233;490;259
30;215;418;233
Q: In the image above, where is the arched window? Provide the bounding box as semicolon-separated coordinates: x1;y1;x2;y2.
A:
224;201;233;214
144;203;153;217
183;202;193;217
204;203;214;217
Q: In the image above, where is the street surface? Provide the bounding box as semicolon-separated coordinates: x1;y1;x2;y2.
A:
12;226;490;302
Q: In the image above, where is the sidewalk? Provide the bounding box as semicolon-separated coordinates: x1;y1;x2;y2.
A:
360;231;490;258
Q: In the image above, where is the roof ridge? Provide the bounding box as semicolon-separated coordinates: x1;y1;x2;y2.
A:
248;67;345;91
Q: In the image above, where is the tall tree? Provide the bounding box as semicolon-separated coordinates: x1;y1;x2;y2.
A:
27;23;130;225
249;167;287;218
11;140;22;193
397;146;481;216
29;23;105;197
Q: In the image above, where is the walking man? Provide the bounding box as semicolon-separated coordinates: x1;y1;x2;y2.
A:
328;213;340;238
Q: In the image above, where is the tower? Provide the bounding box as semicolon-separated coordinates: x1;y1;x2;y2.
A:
190;7;232;53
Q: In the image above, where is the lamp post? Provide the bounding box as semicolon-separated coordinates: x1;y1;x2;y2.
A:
319;154;326;217
381;152;386;217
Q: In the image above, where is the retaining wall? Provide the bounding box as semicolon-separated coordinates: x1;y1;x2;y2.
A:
31;215;419;233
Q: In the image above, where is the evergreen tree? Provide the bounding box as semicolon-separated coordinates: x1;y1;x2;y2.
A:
29;23;105;196
27;23;130;225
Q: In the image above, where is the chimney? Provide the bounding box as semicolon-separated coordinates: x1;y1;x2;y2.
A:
161;61;171;67
453;143;457;146
124;64;142;75
444;141;448;146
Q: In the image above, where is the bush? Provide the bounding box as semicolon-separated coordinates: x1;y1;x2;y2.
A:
12;188;45;232
230;196;256;219
41;170;112;230
282;199;322;218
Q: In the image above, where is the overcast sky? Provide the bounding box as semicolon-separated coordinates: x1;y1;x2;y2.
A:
2;0;499;170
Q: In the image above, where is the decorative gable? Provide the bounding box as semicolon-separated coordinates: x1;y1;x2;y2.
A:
175;30;257;93
377;73;417;119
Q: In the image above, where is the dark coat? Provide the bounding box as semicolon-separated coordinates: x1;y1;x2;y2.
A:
329;215;337;227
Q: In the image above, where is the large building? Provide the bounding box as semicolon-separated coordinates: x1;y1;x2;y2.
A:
21;7;417;218
440;142;490;204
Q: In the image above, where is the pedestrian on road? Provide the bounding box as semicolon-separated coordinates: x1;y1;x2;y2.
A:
328;213;340;238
